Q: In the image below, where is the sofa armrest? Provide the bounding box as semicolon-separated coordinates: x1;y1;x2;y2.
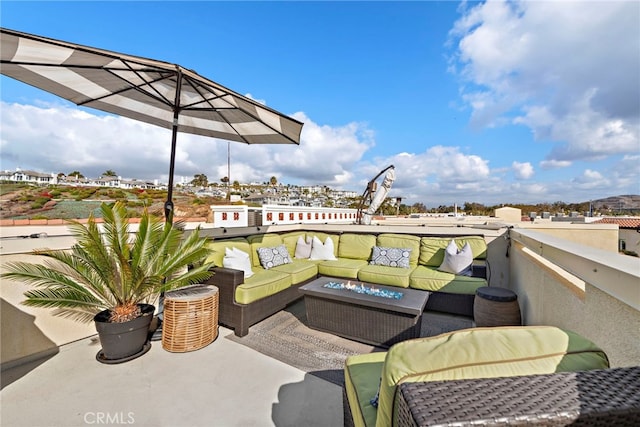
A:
210;266;245;287
471;260;487;279
395;366;640;426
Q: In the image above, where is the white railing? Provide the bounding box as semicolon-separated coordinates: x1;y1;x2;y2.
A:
210;204;359;228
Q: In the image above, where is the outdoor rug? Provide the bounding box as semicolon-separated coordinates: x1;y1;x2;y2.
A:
225;300;473;386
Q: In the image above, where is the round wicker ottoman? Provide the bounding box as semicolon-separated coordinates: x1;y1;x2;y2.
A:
162;285;219;352
474;286;521;327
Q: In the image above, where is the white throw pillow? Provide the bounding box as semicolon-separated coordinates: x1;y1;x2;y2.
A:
294;235;313;259
309;236;337;261
223;247;254;278
438;240;472;276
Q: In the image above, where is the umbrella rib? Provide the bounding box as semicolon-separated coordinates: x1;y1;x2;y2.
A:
180;76;300;145
82;65;177;108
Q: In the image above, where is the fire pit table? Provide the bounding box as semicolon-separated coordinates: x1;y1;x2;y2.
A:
299;276;429;348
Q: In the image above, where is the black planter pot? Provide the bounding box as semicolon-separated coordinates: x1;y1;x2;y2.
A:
94;304;155;364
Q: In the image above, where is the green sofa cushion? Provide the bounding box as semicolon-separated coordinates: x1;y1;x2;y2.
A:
376;234;420;266
234;268;291;304
409;265;487;294
339;233;377;260
205;238;250;267
247;234;285;268
271;259;318;284
344;352;387;427
375;326;610;427
317;259;369;279
357;265;413;288
419;236;487;267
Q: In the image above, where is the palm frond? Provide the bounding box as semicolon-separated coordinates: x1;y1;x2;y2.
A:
1;201;215;323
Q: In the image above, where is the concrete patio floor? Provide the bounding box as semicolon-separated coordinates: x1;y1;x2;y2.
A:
1;325;342;427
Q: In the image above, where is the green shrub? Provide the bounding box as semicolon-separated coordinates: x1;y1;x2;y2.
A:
31;196;50;209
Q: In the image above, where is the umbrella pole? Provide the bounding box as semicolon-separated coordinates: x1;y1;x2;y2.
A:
164;123;177;224
164;71;183;224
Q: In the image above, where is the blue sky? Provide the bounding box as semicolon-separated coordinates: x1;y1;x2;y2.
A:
1;1;638;207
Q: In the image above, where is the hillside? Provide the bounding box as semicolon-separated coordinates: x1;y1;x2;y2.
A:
591;195;640;211
0;183;220;220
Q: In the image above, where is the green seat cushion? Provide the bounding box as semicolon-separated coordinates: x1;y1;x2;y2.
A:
376;234;420;266
419;236;487;267
344;352;387;427
271;259;318;284
375;326;609;427
357;265;413;288
409;265;486;293
247;234;285;267
317;259;369;279
234;268;291;304
339;233;377;260
204;238;250;267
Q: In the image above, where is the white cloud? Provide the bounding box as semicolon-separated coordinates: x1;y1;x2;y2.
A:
540;159;571;169
512;161;534;179
0;101;374;188
450;0;640;162
1;99;636;208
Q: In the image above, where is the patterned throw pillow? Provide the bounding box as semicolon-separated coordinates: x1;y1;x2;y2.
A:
257;245;292;269
438;240;473;275
369;246;411;268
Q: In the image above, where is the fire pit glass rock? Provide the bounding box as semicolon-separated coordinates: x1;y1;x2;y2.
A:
323;281;404;300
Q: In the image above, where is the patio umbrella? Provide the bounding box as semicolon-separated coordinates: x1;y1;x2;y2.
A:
357;165;395;225
0;27;303;222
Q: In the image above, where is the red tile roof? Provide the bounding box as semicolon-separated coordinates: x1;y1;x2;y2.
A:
594;218;640;229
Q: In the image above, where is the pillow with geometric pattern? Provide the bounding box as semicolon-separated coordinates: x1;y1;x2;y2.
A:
257;245;292;269
369;246;411;268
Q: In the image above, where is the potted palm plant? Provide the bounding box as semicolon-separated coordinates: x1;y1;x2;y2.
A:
2;201;215;363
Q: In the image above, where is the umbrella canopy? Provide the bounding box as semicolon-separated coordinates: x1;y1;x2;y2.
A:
0;27;303;221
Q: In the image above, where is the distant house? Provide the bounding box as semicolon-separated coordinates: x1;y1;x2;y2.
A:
593;217;640;253
0;168;57;185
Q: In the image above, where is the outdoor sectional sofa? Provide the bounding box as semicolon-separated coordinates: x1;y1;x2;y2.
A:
341;326;640;427
202;231;488;337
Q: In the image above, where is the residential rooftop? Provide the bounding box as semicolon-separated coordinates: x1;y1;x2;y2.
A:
1;216;638;426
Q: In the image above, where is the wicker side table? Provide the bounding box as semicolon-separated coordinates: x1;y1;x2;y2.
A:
474;286;521;327
162;285;219;352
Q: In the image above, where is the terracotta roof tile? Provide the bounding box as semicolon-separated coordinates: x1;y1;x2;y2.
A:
593;218;640;228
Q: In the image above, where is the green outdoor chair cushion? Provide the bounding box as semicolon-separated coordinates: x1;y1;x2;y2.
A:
271;259;318;284
204;238;250;267
375;326;610;427
409;265;487;294
234;268;291;304
376;234;421;266
419;236;487;267
317;259;369;279
357;264;414;288
344;351;387;427
247;233;285;268
338;233;377;260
